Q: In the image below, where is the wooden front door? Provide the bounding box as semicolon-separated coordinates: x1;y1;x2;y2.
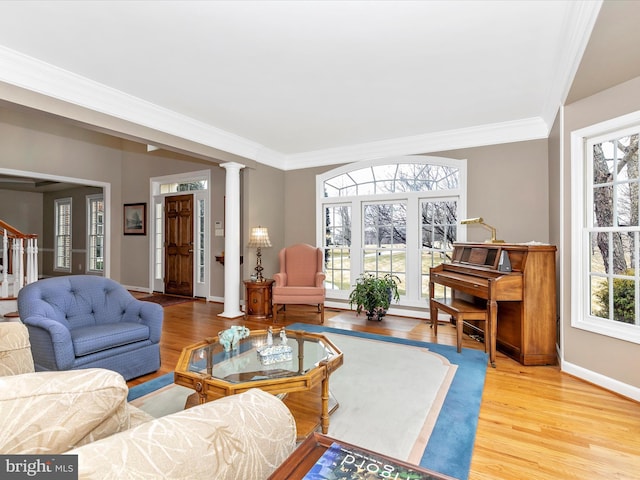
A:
164;194;194;296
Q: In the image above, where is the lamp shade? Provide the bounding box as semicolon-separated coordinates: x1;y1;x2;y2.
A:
247;226;272;248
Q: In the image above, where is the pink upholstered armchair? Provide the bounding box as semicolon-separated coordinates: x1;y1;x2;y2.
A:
272;243;326;324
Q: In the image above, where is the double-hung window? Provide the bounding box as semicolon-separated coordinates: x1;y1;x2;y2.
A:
87;194;104;273
54;197;72;272
363;201;407;288
571;112;640;343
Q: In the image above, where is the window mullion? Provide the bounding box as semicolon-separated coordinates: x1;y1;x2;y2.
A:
405;195;419;301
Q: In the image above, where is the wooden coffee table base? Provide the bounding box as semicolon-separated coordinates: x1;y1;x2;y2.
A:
281;385;339;440
184;385;339;441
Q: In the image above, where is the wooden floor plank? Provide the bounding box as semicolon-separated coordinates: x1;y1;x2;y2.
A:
127;301;640;480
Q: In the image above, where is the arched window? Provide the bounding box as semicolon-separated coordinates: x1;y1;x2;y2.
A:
317;155;467;311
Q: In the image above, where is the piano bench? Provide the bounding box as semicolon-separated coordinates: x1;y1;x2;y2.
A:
430;298;489;357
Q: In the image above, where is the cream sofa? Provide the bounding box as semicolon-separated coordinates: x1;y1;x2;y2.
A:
0;322;297;479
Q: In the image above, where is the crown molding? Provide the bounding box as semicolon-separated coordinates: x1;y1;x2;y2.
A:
281;117;549;171
540;0;603;127
0;45;284;166
0;45;551;173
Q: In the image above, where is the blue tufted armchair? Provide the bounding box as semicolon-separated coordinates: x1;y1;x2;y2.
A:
17;275;163;381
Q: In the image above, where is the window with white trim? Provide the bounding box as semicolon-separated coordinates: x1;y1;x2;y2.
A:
159;180;207;193
54;197;72;272
318;156;466;308
571;112;640;344
86;194;104;273
323;204;352;291
154;202;163;281
197;198;206;283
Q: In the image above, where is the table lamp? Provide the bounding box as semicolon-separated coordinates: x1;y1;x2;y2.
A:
460;217;504;243
247;226;272;282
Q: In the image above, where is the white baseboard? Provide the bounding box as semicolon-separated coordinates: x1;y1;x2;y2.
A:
562;360;640;402
122;284;152;294
123;286;226;305
324;300;429;319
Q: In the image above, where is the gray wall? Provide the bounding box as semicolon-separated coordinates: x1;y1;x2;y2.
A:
0;189;43;238
0;105;231;293
561;75;640;389
118;141;225;292
0;106;125;279
241;163;285;287
283;166;327;246
434;140;550;243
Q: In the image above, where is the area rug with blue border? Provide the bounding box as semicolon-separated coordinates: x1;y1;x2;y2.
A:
288;323;487;480
128;324;487;480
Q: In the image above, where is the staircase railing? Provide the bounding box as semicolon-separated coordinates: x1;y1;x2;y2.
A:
0;220;38;298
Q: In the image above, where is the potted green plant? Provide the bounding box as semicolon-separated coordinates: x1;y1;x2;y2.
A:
348;272;401;321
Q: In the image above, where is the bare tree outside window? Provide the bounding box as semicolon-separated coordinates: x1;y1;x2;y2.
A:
320;159;463;303
324;204;352;290
590;134;640;324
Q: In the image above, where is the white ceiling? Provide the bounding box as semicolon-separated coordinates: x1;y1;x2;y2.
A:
0;1;602;170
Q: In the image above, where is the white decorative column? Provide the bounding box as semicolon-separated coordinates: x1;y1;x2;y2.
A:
219;162;245;318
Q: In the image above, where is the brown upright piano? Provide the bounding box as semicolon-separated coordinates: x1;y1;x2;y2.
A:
429;242;557;366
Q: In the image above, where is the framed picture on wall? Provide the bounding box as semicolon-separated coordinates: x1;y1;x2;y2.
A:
123;203;147;235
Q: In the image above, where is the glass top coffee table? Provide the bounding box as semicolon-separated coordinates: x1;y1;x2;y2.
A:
174;327;343;439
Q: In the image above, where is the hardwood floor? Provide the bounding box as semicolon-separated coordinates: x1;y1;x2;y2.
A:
128;300;640;480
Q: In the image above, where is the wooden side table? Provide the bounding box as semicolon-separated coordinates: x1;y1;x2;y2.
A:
244;279;274;320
